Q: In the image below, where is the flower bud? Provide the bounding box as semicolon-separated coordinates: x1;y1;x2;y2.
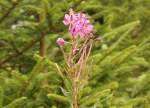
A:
56;38;65;46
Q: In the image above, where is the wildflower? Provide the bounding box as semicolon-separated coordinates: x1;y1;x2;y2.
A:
56;38;65;46
63;9;93;38
73;47;79;55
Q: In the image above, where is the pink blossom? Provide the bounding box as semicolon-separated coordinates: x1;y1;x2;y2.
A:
73;47;79;55
63;9;93;38
56;38;65;46
63;14;71;25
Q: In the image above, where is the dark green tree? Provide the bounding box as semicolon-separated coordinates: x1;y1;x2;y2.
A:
0;0;149;108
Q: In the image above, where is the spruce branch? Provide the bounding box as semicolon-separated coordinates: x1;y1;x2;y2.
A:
47;94;70;103
0;0;22;24
39;32;46;57
0;35;43;68
0;87;3;108
3;97;27;108
97;21;140;63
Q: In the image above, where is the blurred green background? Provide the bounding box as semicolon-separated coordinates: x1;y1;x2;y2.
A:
0;0;150;108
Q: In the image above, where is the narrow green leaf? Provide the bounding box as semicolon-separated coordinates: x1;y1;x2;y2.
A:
64;77;72;92
47;94;70;103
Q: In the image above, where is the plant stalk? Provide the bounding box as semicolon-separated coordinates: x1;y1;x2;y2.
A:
72;80;79;108
40;34;46;57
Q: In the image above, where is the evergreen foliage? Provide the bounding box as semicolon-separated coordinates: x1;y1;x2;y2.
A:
0;0;150;108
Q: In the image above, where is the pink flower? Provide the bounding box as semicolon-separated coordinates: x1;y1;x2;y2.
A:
73;48;79;54
80;24;93;37
63;14;71;25
56;38;65;46
63;9;93;38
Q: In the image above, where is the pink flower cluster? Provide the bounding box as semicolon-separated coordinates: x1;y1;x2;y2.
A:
56;9;94;46
63;9;93;37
